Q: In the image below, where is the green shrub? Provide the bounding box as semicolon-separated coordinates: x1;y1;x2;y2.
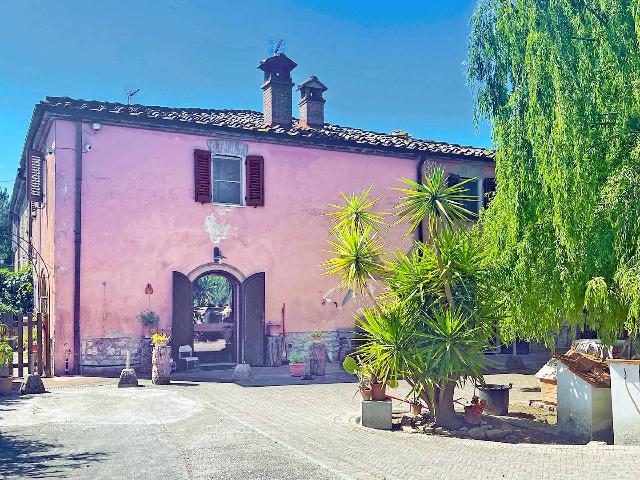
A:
137;309;159;327
0;341;12;366
0;265;33;314
288;353;305;363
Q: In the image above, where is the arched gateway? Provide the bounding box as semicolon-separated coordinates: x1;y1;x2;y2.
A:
172;263;265;369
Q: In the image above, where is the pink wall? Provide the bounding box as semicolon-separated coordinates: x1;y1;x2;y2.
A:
45;119;494;374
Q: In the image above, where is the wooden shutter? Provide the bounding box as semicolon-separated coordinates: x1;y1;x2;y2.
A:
245;155;264;207
194;149;211;203
483;177;496;209
27;149;43;203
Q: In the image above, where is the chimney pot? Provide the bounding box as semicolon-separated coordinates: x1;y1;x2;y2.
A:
258;53;297;127
297;76;327;128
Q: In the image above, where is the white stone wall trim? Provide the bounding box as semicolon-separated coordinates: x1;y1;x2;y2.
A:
187;262;247;282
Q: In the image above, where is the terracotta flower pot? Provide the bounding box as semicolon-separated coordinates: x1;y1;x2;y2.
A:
360;387;372;401
289;362;305;377
410;403;422;416
464;405;482;425
0;376;13;396
370;382;386;401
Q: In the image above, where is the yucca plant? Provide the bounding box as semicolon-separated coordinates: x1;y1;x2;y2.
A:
322;223;385;298
393;167;475;237
324;167;495;428
326;186;385;231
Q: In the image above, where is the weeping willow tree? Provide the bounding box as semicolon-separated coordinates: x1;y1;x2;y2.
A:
468;0;640;349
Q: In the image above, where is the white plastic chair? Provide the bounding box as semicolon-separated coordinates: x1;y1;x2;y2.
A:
178;345;199;371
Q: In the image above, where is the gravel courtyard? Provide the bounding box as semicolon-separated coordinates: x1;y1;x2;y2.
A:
1;375;639;479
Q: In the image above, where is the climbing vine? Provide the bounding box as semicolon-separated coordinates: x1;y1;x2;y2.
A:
468;0;640;345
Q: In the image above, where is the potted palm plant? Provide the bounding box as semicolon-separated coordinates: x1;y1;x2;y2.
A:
343;356;372;400
288;353;305;377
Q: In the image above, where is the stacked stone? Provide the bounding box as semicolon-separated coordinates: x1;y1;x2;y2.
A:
152;346;171;385
285;331;341;362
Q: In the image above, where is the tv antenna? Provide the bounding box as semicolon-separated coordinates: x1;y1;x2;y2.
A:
269;39;286;56
126;88;140;105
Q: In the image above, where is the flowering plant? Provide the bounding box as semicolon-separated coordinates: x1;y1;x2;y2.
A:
469;395;487;415
151;332;170;345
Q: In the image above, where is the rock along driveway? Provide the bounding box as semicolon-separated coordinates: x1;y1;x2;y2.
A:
1;379;639;480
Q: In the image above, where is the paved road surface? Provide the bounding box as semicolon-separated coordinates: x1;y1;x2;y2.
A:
1;378;639;479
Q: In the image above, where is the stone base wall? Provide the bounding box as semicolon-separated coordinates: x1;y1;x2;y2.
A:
81;336;152;373
285;328;356;362
81;331;356;372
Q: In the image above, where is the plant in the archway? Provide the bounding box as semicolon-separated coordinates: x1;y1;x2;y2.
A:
325;168;496;428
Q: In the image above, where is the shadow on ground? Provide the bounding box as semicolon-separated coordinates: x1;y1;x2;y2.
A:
0;393;28;416
0;431;107;478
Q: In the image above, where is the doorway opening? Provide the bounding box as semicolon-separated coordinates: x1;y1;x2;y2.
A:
192;273;238;364
172;266;265;369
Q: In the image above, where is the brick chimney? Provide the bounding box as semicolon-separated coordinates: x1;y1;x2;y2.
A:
297;76;327;128
258;53;297;127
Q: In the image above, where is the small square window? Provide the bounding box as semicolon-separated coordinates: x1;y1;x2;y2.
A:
212;156;243;205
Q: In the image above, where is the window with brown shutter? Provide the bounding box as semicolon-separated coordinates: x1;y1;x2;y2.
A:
245;155;264;207
483;177;496;209
194;149;212;203
27;149;43;203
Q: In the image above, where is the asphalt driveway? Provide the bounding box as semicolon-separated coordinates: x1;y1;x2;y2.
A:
0;383;344;480
2;377;640;480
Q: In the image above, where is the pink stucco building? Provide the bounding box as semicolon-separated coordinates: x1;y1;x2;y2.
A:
10;53;494;375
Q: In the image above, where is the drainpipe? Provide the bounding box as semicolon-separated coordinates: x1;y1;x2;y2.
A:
416;154;426;244
73;122;83;374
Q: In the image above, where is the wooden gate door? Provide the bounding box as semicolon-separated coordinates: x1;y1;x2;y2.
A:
0;312;51;377
241;272;265;366
172;271;193;368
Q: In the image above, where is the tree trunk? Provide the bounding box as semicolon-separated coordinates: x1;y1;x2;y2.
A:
433;380;463;429
433;242;454;309
265;336;284;367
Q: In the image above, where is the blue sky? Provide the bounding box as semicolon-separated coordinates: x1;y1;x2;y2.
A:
0;0;490;192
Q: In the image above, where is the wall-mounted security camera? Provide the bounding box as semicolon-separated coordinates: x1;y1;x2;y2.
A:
83;143;92;153
91;123;102;132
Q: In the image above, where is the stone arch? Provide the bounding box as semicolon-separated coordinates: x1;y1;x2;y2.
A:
187;262;246;283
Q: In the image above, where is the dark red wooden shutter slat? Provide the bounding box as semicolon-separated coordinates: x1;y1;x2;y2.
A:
194;149;211;203
27;149;43;203
245;155;264;207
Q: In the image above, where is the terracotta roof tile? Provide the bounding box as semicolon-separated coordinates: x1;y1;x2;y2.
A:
41;96;494;160
556;351;611;388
